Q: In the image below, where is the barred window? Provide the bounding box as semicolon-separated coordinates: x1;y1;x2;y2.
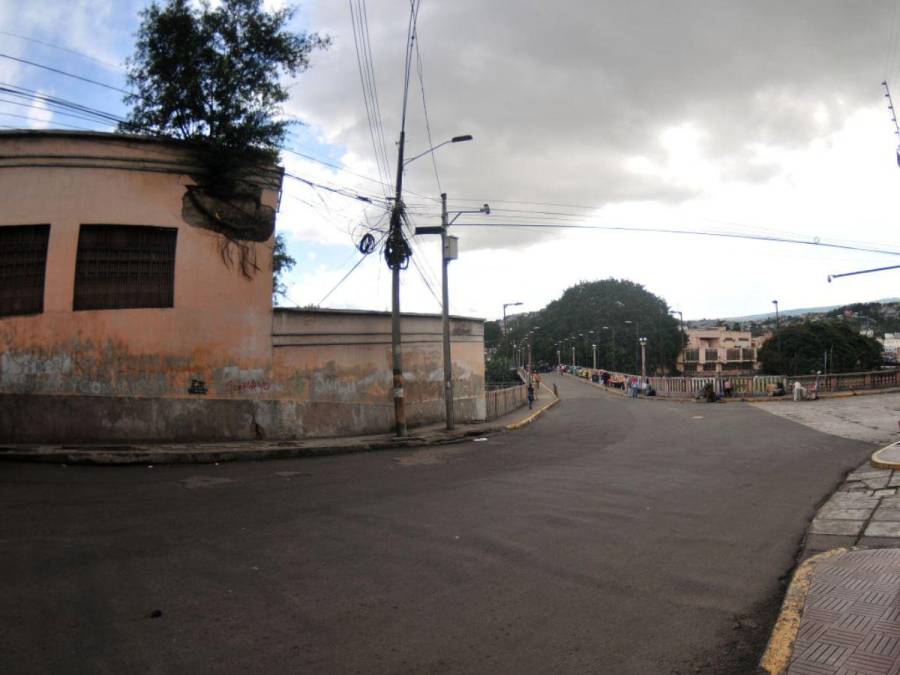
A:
74;225;177;311
0;224;50;317
704;349;719;362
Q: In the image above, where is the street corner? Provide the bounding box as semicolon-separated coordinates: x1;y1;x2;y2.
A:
759;548;849;674
872;440;900;470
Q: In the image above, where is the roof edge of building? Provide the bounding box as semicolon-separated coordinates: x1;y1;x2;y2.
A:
274;306;485;323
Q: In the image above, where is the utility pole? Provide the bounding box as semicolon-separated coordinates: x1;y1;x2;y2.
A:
773;299;781;374
416;191;485;431
389;130;407;437
441;193;453;430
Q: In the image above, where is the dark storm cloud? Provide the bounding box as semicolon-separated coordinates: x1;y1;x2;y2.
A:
291;0;897;249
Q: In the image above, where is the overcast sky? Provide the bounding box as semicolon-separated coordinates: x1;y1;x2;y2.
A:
2;0;900;320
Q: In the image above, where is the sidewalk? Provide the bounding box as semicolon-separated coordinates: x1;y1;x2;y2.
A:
762;444;900;674
0;384;559;465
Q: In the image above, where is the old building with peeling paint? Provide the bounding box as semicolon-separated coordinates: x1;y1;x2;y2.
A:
0;130;486;442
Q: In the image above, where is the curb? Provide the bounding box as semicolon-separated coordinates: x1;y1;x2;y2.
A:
505;387;560;431
870;440;900;470
0;392;562;466
759;548;849;674
0;428;504;466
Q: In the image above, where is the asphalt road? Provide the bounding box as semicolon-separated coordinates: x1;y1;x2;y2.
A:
0;374;875;674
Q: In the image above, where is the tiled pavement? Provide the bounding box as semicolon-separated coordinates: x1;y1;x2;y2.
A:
788;549;900;674
803;465;900;561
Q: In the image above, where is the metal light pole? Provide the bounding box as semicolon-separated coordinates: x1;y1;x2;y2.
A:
503;302;522;336
670;309;685;372
773;299;781;372
639;336;648;378
592;343;597;370
571;345;576;368
410;138;479;432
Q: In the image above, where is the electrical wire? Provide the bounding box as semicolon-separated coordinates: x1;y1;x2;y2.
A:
0;52;130;95
414;23;441;195
318;230;388;305
0;30;123;70
348;0;392;196
451;221;900;257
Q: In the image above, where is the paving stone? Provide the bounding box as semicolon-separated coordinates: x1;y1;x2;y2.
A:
872;508;900;522
818;507;874;521
810;519;867;536
788;549;900;675
828;494;881;509
865;478;893;490
880;496;900;508
802;534;859;560
874;488;899;497
857;536;900;548
865;521;900;537
848;470;892;482
889;473;900;488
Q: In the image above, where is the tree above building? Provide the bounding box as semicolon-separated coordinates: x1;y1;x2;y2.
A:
122;0;329;163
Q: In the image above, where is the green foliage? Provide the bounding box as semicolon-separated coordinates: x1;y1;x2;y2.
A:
758;320;883;375
485;355;517;386
272;232;296;303
121;0;329;162
484;320;502;349
506;278;682;374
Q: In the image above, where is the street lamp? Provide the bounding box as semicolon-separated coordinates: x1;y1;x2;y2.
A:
639;336;648;378
502;302;523;335
391;134;474;436
773;299;782;374
411;136;482;432
592;343;597;370
403;135;473;166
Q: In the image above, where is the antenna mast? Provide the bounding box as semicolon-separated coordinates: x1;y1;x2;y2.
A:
882;81;900;165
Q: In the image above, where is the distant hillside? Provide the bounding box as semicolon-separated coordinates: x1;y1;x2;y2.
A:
688;299;900;337
714;298;900;323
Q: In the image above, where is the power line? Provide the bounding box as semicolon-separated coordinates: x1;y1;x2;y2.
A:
0;52;130;95
0;30;123;70
318;231;387;305
0;110;97;131
451;222;900;257
414;23;441;195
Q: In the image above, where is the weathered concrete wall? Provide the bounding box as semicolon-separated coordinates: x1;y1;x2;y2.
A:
0;132;278;404
269;308;486;437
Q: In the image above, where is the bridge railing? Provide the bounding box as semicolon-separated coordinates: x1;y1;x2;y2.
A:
562;366;900;398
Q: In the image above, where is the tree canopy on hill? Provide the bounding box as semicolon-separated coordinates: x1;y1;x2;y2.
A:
500;279;682;375
758;321;883;375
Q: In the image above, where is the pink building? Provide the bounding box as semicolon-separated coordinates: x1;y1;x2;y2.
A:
677;327;767;375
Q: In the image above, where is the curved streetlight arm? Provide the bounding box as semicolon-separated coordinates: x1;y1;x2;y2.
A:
403;134;473;167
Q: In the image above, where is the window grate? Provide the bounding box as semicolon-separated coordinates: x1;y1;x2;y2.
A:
74;225;177;311
0;224;50;317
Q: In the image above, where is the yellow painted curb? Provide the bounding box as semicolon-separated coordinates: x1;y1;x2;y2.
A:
759;548;848;674
870;440;900;470
505;385;559;431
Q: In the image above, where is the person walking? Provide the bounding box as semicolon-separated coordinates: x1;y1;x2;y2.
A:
527;382;535;409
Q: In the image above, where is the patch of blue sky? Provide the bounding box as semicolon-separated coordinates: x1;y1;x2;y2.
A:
283;124;347;168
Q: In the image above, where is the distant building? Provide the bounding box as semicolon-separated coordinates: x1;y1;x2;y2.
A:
677;327;767;375
881;333;900;365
